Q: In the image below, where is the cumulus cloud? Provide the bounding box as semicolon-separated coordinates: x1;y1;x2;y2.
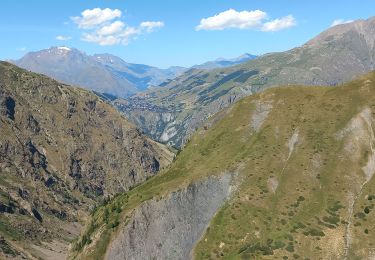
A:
261;15;296;32
71;8;164;46
83;27;141;46
72;8;121;28
140;21;165;32
56;35;72;41
82;34;121;46
331;19;353;27
196;9;295;32
196;9;266;31
97;21;125;36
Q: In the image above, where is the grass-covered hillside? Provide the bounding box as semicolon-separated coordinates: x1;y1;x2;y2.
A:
74;71;375;259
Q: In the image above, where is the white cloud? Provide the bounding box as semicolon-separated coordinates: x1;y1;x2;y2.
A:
140;21;165;32
72;8;163;46
16;47;26;52
119;27;140;38
331;19;353;27
196;9;296;32
82;33;121;46
72;8;122;28
83;27;140;46
56;35;72;41
97;21;125;36
261;15;296;32
196;9;266;31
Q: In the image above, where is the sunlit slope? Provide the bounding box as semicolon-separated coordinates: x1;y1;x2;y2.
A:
76;71;375;259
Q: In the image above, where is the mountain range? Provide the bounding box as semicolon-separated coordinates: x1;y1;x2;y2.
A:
10;47;184;98
117;17;375;148
191;53;257;70
10;47;256;99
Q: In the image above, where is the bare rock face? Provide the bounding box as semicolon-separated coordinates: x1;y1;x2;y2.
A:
0;95;15;120
0;62;173;259
105;174;234;260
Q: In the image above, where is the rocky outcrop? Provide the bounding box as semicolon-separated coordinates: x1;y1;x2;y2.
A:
116;92;242;147
0;96;15;120
105;174;234;260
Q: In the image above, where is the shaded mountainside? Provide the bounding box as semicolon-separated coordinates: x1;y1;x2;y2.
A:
11;47;186;98
0;62;173;259
75;71;375;259
119;16;375;148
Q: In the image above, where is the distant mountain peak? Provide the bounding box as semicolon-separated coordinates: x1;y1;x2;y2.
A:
31;46;82;57
48;46;76;52
11;46;187;97
57;46;71;51
193;53;257;70
239;53;252;57
305;16;375;47
214;57;226;62
231;53;257;62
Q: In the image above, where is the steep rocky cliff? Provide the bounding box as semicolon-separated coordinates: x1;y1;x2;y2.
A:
76;71;375;259
119;17;375;148
0;62;173;259
105;174;234;260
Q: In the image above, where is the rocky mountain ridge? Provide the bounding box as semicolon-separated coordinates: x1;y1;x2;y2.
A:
0;61;173;259
11;48;257;100
191;53;257;70
10;47;186;98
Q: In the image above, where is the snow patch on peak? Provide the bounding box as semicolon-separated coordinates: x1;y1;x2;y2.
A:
57;46;71;51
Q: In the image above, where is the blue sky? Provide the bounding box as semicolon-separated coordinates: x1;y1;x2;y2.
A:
1;0;375;68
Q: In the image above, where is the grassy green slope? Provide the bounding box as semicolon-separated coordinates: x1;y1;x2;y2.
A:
75;72;375;259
